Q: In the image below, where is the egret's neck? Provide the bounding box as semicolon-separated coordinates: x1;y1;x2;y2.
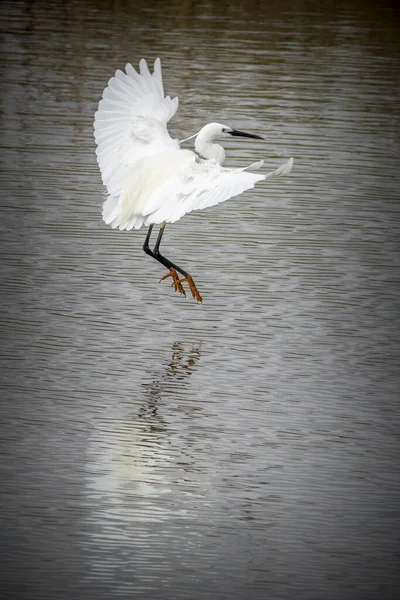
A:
195;135;226;164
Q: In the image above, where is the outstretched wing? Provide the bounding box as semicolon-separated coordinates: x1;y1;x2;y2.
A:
93;58;179;195
102;147;293;231
140;157;294;226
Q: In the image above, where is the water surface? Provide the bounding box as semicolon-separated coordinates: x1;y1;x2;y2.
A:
0;0;399;598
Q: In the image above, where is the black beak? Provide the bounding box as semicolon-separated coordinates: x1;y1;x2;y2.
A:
229;129;264;140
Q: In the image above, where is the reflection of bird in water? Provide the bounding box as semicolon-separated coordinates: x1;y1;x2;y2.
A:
86;342;202;503
84;341;204;549
138;341;201;422
167;341;201;378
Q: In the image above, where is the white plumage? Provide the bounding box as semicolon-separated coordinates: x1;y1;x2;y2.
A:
93;58;293;232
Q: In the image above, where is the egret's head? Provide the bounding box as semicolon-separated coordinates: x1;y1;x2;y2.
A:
180;123;264;144
180;122;264;164
198;122;264;141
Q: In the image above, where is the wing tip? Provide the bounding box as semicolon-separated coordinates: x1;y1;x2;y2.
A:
282;157;294;175
263;157;294;180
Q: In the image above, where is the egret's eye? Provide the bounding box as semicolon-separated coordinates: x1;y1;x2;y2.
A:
222;128;227;133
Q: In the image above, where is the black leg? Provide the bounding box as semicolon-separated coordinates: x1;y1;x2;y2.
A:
143;224;154;257
152;224;190;278
142;223;203;302
153;223;165;254
143;223;188;275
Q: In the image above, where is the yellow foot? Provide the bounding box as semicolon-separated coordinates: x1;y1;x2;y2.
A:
159;269;203;302
160;268;186;296
178;275;203;303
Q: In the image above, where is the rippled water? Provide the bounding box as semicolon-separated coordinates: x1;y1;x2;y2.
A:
1;0;399;598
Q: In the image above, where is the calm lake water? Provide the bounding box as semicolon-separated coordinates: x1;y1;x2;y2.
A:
1;0;399;598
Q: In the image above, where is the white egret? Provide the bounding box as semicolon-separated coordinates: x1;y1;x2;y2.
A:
94;58;293;302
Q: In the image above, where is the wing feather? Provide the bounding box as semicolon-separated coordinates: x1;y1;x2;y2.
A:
94;58;179;193
101;153;293;231
140;158;293;227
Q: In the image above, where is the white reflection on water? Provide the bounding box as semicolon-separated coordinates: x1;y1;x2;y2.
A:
85;342;202;525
